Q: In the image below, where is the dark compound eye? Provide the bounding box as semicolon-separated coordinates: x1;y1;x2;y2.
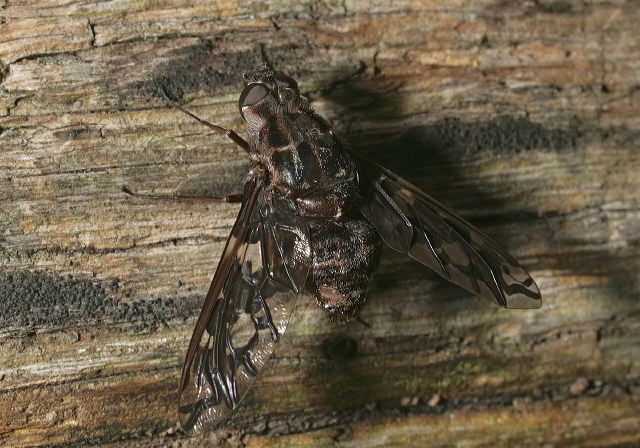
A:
239;83;269;112
274;72;299;92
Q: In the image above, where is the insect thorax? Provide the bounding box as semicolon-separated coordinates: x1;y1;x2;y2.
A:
253;112;359;218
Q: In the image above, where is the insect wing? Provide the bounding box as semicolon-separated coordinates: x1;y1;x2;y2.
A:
350;150;541;309
178;179;312;435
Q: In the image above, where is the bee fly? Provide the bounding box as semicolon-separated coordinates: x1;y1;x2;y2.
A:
124;67;541;435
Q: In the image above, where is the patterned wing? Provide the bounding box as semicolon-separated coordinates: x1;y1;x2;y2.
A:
350;150;541;309
178;179;312;435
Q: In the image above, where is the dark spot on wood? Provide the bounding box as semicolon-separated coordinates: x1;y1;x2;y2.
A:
270;15;282;30
131;45;263;102
52;127;101;141
405;116;582;155
532;0;574;14
322;334;358;360
0;271;200;330
0;60;8;86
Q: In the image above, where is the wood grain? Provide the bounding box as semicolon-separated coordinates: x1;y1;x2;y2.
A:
1;1;639;446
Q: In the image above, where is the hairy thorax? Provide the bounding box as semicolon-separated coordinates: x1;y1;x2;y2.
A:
250;112;359;219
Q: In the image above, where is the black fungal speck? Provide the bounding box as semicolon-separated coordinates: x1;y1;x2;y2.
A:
322;334;358;361
0;271;200;330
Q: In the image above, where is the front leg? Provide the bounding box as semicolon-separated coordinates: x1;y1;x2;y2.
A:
122;186;243;204
160;86;252;154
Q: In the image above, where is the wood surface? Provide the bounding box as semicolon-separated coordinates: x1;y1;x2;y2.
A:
1;1;639;446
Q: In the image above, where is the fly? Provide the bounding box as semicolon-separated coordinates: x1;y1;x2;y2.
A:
124;67;541;435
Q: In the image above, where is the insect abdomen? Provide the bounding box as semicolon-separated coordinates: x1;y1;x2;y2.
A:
309;218;382;322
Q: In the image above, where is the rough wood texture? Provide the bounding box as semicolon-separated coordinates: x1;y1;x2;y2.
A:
1;1;639;447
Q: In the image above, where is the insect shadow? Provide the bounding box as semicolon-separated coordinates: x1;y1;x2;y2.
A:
323;76;638;313
311;65;639;416
301;67;548;412
317;69;523;298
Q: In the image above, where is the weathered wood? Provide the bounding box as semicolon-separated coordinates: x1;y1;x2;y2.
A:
1;1;639;446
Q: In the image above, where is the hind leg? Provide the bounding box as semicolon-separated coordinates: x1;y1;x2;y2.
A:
309;218;382;323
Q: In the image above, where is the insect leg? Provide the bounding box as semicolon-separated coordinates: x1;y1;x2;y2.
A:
172;103;250;153
122;186;243;203
160;87;252;153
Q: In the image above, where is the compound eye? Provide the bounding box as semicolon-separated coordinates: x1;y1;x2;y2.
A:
274;72;299;92
239;83;269;111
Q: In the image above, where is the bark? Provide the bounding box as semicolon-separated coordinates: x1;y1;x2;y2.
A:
1;1;639;447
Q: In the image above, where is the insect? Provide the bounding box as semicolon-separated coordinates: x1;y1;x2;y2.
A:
125;67;541;435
